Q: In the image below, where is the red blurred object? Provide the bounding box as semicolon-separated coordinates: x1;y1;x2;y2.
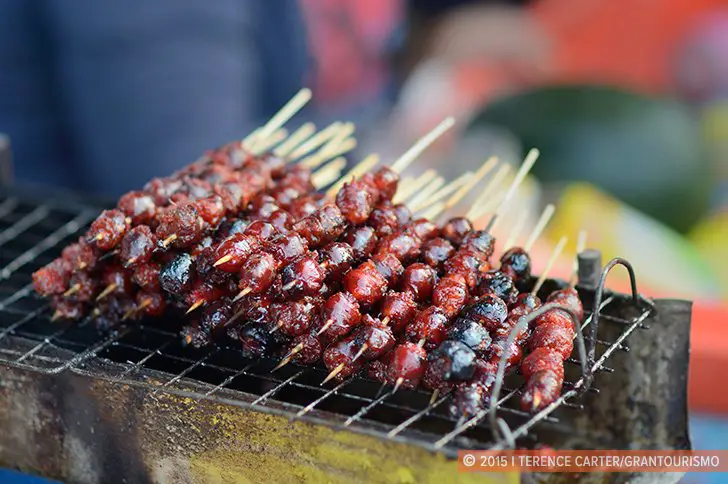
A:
690;303;728;414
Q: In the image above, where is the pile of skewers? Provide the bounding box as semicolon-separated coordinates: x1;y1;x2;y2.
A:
31;89;587;419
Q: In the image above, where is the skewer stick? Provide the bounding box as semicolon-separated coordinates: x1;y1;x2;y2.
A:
312;157;347;189
316;319;334;336
289;122;343;160
434;167;498;221
224;309;246;329
418;201;446;221
429;389;440;405
273;343;305;372
325;154;380;199
213;255;232;268
241;128;261;151
252;88;312;146
160;234;178;249
392;377;405;394
411;172;471;212
524;204;556;252
186;299;205;315
530;236;568;297
123;299;151;321
321;363;345;385
351;343;369;362
299;122;356;168
251;128;288;155
51;310;63;322
232;287;252;302
300;137;357;169
321;342;370;385
63;284;80;297
504;211;528;250
445;156;499;210
390;117;455;174
315;122;355;155
95;283;117;302
406;176;445;210
485;148;539;233
569;231;588;287
465;164;511;220
274;122;316;157
269;321;283;334
393;169;437;204
392;177;415;202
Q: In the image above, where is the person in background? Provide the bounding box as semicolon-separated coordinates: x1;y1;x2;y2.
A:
0;0;309;196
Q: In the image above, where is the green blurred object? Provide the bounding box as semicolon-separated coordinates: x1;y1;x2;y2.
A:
467;85;711;233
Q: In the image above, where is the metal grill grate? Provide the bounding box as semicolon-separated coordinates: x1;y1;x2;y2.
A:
0;188;654;457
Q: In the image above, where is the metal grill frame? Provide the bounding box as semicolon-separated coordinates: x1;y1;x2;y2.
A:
0;187;656;458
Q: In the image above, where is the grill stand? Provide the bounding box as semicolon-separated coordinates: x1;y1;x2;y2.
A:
0;189;692;483
0;362;518;484
0;297;691;484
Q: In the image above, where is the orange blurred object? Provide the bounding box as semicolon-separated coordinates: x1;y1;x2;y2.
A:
533;0;727;92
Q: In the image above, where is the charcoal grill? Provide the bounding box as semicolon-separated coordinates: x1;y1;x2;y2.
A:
0;186;692;484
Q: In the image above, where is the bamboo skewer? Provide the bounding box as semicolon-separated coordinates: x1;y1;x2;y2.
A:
311;157;347;189
465;164;511;220
531;236;569;296
288;122;344;160
485;148;539;232
392;169;437;204
391;117;455;174
325;154;380;199
445;156;499;211
410;172;471;212
251;128;288;156
252;88;312;146
406;176;446;210
524;204;556;252
274;122;316;157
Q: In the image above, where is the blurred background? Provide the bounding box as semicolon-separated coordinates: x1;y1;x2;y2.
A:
0;0;726;481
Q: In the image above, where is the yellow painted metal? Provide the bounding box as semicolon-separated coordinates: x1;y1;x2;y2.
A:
0;365;520;484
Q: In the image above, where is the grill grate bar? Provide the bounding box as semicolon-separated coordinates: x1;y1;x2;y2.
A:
251;369;305;406
116;339;174;379
0;283;33;311
433;388;521;449
0;205;49;248
386;393;451;438
0;197;19;220
0;210;96;282
296;378;352;417
203;361;258;397
591;304;652;375
343;387;397;427
151;348;220;395
0;306;49;342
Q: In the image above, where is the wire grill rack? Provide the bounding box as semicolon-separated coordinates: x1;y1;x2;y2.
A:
0;189;654;457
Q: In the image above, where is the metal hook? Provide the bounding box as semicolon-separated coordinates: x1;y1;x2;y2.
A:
489;303;585;441
589;257;654;366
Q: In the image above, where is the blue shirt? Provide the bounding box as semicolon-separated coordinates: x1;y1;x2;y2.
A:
0;0;309;196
